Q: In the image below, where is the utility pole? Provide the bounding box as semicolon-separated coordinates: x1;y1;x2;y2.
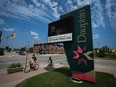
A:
98;42;99;49
25;42;29;67
46;37;48;54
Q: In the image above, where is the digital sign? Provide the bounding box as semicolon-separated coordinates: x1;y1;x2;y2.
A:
48;16;73;43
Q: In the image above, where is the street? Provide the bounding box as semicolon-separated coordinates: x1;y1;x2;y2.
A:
0;52;116;76
0;52;67;74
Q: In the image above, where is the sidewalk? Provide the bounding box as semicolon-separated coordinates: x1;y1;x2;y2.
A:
95;66;116;77
0;67;46;87
0;64;65;87
0;65;116;87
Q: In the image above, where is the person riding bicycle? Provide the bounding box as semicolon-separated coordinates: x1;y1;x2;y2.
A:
30;54;37;68
24;54;39;73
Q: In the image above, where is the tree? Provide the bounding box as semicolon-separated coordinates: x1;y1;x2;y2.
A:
20;47;25;51
99;48;105;57
0;48;5;55
107;47;109;52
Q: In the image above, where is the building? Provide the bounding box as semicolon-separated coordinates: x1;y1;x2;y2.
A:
33;43;65;54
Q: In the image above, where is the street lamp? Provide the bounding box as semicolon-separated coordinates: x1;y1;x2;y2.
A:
25;42;29;67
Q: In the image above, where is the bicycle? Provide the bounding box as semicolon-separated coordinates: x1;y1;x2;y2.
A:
44;63;54;70
24;60;39;73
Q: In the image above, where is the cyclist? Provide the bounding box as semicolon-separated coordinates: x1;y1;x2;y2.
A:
30;54;37;68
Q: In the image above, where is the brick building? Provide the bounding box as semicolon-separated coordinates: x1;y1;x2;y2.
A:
33;43;65;54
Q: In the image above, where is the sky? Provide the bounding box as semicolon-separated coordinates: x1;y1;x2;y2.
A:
0;0;116;49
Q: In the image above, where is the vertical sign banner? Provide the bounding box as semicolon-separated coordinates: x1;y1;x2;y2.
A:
61;5;96;83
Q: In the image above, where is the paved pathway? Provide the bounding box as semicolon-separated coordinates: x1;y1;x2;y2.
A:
0;65;116;87
0;64;65;87
0;67;46;87
95;66;116;77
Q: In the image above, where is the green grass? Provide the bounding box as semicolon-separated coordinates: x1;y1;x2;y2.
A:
102;56;116;60
95;57;116;61
16;67;116;87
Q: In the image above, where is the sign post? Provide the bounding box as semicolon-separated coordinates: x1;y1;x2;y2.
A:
61;5;96;83
48;5;96;83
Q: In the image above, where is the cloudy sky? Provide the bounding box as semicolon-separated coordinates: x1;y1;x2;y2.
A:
0;0;116;49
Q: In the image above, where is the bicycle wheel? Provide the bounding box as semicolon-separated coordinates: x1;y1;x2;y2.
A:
34;64;39;70
24;65;30;73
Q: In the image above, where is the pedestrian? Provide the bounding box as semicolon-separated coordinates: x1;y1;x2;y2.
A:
45;56;54;70
48;56;53;66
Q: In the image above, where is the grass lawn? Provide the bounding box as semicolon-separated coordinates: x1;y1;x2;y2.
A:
16;67;116;87
95;57;116;61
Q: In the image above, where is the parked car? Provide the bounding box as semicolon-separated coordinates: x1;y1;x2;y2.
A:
19;51;26;55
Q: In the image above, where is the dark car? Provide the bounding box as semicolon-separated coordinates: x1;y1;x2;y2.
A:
19;51;26;55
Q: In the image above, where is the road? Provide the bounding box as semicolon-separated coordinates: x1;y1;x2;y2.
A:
95;59;116;70
0;52;67;74
0;52;116;76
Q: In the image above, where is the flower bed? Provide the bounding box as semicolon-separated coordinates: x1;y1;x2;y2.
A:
7;63;23;74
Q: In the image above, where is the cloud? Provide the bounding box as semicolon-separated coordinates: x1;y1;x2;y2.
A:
3;28;14;32
0;0;115;30
77;0;90;7
0;18;5;24
0;0;103;26
63;0;106;29
93;34;100;40
91;0;105;29
0;0;62;23
31;0;41;7
92;22;100;29
105;0;116;29
42;0;60;19
30;31;40;40
30;31;38;36
34;36;39;39
0;0;54;23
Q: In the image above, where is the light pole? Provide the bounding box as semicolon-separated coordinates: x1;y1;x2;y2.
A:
46;37;48;54
25;42;29;67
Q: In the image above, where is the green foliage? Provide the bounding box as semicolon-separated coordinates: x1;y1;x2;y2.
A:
43;52;46;54
16;63;22;67
16;67;116;87
39;51;42;54
99;48;106;57
39;48;42;54
11;63;17;68
8;63;22;69
20;47;25;51
0;48;5;55
96;45;116;57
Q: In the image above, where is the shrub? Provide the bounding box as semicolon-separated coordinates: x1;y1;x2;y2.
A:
7;63;23;74
99;49;105;57
11;63;17;68
8;63;22;69
16;63;22;67
0;48;5;55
